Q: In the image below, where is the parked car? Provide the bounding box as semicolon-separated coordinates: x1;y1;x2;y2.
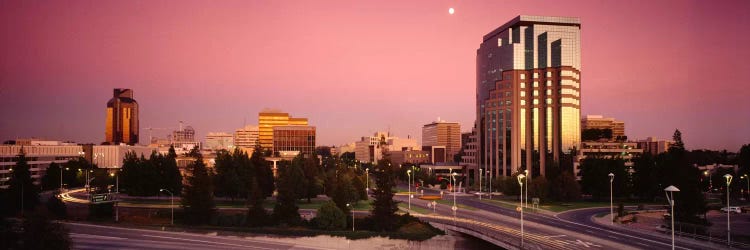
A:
721;206;742;214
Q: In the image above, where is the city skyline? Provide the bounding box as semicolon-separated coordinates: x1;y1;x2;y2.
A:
2;0;749;151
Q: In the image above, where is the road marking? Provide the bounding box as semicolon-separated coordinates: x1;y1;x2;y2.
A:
141;235;273;249
546;234;567;238
554;212;692;250
70;233;126;240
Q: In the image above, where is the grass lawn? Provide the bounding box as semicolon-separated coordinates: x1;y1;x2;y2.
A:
122;198;373;211
539;201;660;212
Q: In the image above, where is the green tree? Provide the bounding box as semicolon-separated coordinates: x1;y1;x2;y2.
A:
351;175;367;201
272;159;305;226
213;149;241;199
40;162;62;191
8;150;40;215
632;153;660;201
738;144;750;177
579;157;628;200
301;156;323;203
19;213;71;250
181;146;215;224
161;147;183;195
546;165;581;202
658;129;706;223
250;146;274;198
315;201;346;230
332;174;358;214
245;177;269;227
370;159;399;231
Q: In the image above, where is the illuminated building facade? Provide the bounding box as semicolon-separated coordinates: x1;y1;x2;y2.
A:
422;120;461;162
272;125;316;157
258;111;308;151
477;16;581;178
105;88;139;145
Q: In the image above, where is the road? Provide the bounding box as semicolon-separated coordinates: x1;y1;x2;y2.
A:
66;222;319;250
402;186;726;249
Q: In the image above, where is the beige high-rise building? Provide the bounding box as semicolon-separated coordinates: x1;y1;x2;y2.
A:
581;115;625;140
105;89;139;145
477;16;581;178
234;125;260;150
258;111;308;152
422;120;461;162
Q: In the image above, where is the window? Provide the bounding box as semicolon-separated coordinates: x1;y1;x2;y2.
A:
546;72;552;77
533;73;539;78
546;98;552;104
533;82;539;87
498;38;503;46
533;99;539;105
533;90;539;96
546;89;552;95
546;80;552;87
520;74;525;80
520;100;526;105
520;92;526;97
520;82;525;88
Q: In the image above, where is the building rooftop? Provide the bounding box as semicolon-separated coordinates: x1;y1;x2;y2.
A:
483;15;581;42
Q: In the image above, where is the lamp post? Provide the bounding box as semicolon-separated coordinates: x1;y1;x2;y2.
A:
664;185;680;250
488;166;493;199
365;168;370;193
59;166;69;192
724;174;733;247
478;168;483;200
517;173;525;247
524;169;528;209
407;170;412;212
110;172;119;222
609;173;614;225
160;189;174;225
347;203;354;232
451;172;458;218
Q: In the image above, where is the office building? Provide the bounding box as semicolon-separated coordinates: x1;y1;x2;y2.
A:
476;15;581;178
258;111;308;151
272;125;316;158
576;141;642;178
204;132;234;151
637;137;673;155
105;88;139;145
0;142;155;188
461;127;479;180
581;115;625;141
354;132;419;163
234;125;260;150
422;119;461;162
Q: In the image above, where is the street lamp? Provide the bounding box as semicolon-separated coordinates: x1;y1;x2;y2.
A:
517;173;525;247
478;168;483;200
664;185;680;250
407;170;412;212
346;203;354;232
524;169;528;209
110;172;119;222
365;168;370;193
451;172;458;218
609;173;615;225
724;174;732;247
160;189;174;225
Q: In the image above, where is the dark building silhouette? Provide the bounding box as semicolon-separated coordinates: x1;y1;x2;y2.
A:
105;89;139;145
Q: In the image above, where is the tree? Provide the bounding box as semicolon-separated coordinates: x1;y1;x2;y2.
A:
351;175;367;201
18;213;71;250
250;146;274;198
632;153;660;201
546;164;581;202
370;159;399;231
8;150;40;216
245;177;269;227
213;150;241;199
315;201;346;230
161;147;183;195
738;144;750;177
40;162;62;191
658;129;706;223
181;146;215;224
332;174;358;214
272;159;305;226
301;156;323;203
579;157;628;200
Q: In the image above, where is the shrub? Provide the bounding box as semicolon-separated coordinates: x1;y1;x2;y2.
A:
315;201;346;230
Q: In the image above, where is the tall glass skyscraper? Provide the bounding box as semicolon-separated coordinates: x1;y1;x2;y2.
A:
105;88;139;145
476;16;581;178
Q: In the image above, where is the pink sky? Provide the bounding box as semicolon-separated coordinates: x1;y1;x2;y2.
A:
1;0;749;151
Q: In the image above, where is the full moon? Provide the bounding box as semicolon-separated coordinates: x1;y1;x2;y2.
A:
448;8;455;15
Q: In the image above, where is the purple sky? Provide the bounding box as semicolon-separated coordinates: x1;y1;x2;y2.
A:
1;0;749;151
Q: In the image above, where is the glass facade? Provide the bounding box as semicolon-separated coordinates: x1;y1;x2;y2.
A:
477;16;581;177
